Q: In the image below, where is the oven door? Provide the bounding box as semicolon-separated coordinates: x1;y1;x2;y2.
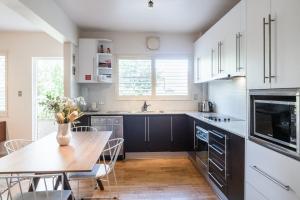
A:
195;126;209;169
253;100;297;151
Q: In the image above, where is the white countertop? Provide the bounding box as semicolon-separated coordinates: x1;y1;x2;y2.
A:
185;112;247;138
83;110;247;138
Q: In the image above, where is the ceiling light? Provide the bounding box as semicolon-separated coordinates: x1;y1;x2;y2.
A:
148;0;154;8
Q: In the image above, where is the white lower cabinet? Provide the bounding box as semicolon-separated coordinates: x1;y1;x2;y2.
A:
245;182;267;200
246;141;300;200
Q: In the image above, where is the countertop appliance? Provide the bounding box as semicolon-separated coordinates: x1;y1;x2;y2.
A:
199;100;213;112
249;89;299;159
91;116;124;159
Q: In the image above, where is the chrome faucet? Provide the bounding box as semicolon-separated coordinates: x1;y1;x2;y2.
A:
142;101;151;112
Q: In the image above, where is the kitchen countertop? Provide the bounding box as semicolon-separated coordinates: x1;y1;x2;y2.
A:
185;112;247;138
83;110;247;138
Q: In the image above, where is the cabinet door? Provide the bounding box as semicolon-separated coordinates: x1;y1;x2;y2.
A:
78;39;97;83
148;116;171;152
227;133;245;200
75;115;90;127
123;116;147;152
171;115;189;151
246;0;271;89
269;0;300;88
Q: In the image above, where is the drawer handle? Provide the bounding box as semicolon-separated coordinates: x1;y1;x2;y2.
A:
251;165;290;191
208;172;224;188
209;159;224;172
209;144;224;155
209;130;225;139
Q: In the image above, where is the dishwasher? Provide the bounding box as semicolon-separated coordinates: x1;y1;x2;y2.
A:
90;116;124;159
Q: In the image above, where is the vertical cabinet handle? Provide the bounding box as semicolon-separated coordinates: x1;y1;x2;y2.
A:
263;17;268;83
197;58;200;81
268;14;276;82
193;121;196;149
236;34;239;72
217;43;220;74
219;42;223;73
238;33;242;71
147;117;150;142
144;117;147;142
170;117;173;143
211;49;214;77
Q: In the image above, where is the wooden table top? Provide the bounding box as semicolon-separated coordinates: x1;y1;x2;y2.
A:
0;131;112;174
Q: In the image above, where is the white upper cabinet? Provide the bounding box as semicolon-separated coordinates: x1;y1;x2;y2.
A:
194;1;245;83
78;39;97;83
247;0;300;89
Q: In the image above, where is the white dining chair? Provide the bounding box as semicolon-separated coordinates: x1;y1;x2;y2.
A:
0;174;73;200
68;138;124;199
4;139;33;154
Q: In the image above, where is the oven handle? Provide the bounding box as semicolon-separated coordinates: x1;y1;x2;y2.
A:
209;144;224;155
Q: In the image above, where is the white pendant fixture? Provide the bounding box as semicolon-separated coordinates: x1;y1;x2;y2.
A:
146;36;160;50
148;0;154;8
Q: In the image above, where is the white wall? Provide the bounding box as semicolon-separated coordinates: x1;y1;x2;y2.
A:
79;31;205;112
208;77;247;120
0;32;63;140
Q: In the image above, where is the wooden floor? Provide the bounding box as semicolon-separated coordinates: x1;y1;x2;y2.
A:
73;158;218;200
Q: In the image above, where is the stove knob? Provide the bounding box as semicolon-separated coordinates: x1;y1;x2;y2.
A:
218;118;221;122
228;118;231;121
224;118;227;122
214;118;217;121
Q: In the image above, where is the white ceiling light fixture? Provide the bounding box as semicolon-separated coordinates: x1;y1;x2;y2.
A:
148;0;154;8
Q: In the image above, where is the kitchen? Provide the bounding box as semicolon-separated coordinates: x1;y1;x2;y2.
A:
0;0;299;200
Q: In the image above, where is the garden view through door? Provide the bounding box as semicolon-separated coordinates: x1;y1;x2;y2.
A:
32;57;64;139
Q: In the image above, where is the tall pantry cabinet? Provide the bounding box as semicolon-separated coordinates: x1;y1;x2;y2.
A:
247;0;300;89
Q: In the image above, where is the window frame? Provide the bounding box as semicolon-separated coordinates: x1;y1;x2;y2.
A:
0;51;8;116
116;54;192;101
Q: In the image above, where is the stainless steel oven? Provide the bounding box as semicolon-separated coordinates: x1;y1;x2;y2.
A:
195;125;209;169
250;89;300;158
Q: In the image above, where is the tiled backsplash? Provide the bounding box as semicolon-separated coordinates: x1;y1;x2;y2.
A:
208;77;247;120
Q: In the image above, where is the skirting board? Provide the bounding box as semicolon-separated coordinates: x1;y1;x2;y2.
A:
125;152;189;160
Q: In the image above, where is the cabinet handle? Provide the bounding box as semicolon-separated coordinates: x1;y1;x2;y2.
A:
268;14;276;83
144;117;147;142
209;144;224;155
208;172;224;188
251;165;290;191
209;130;225;139
197;58;200;81
209;159;224;172
236;34;239;72
238;33;242;71
147;117;150;142
93;56;97;81
193;121;196;149
211;49;214;77
219;42;223;73
263;17;268;83
170;117;173;143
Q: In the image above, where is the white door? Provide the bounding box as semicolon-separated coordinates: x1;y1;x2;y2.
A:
78;39;97;83
246;0;271;89
269;0;300;88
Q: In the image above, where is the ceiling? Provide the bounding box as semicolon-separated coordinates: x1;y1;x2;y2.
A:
0;3;39;31
54;0;239;33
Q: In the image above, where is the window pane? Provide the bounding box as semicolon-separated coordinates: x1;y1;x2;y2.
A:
155;59;189;96
0;55;6;112
118;59;152;96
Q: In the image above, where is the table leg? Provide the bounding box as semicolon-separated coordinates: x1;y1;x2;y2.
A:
54;173;73;200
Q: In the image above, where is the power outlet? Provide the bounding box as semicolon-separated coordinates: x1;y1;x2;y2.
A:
18;91;22;97
193;94;199;101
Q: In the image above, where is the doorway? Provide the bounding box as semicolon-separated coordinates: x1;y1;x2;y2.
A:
32;57;64;140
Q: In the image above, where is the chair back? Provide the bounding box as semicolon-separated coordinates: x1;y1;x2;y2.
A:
72;126;98;132
102;138;124;170
0;174;70;200
4;139;32;154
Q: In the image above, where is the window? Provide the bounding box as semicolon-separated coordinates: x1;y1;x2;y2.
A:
155;59;189;96
0;54;7;115
118;56;190;99
118;59;152;96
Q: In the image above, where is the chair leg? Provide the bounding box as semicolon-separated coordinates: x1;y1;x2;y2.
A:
77;180;80;199
96;179;104;191
112;169;119;199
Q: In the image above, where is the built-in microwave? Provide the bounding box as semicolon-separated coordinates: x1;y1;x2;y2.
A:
250;89;300;159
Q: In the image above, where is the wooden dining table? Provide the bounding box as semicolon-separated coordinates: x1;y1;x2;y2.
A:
0;131;112;199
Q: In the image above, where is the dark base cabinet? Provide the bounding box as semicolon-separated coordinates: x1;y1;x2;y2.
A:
171;115;192;151
75;115;91;127
124;115;147;152
227;132;245;200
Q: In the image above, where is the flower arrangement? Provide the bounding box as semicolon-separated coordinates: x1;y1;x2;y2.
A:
41;95;86;124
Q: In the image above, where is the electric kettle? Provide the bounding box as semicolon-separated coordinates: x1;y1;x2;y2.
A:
199;100;213;112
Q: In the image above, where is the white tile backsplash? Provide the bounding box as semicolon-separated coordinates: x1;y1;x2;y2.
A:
208;77;247;120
